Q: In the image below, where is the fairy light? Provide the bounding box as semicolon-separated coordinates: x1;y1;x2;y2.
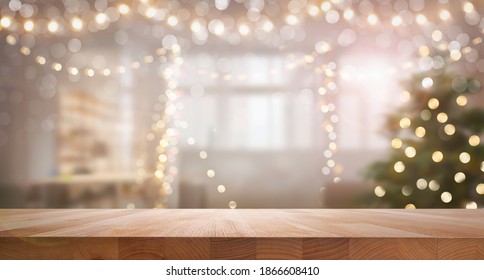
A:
0;17;12;28
439;10;451;21
47;20;59;33
167;15;178;27
469;135;480;146
95;13;108;24
415;14;427;25
367;14;378;25
71;17;83;31
391;16;402;27
441;192;452;203
343;9;354;20
374;186;385;197
0;1;481;210
432;151;443;162
238;24;250;36
391;138;403;149
118;4;130;15
24;20;34;32
394;161;405;173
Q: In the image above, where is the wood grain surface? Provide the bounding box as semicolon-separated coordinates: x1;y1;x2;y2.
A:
1;209;483;259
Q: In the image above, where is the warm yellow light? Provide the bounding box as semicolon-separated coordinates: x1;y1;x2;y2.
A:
343;9;354;20
52;63;62;72
320;1;331;12
145;7;156;18
418;45;430;57
374;186;386;197
450;50;462;61
286;14;299;25
391;16;402;26
431;30;443;41
6;34;16;45
469;135;480;146
437;112;448;123
71;17;83;31
95;13;108;24
399;118;411;128
439;10;451;21
154;170;164;179
422;77;433;88
35;56;46;65
459;152;471;164
432;151;443;162
367;14;378;25
400;91;411;102
463;2;474;13
415;126;426;138
167;15;178;26
217;185;226;193
118;4;130;15
405;204;416;209
0;17;12;28
229;201;237;209
444;124;455;135
20;46;30;55
47;20;59;33
394;161;405;173
307;5;320;16
405;146;416;158
262;20;273;32
416;178;427;190
466;202;477;209
477;184;484;195
456;95;468;106
416;14;427;25
429;180;440;191
199;151;208;159
454;172;466;183
69;67;79;75
238;24;250;36
24;20;34;32
441;192;452;203
428;98;439;109
85;68;95;77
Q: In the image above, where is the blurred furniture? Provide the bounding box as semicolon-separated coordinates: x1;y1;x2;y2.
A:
322;181;375;208
0;173;157;208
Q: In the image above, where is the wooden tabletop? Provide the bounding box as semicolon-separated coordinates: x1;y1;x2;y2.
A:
1;209;483;259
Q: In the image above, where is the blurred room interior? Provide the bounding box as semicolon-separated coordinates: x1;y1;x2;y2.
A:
0;0;482;209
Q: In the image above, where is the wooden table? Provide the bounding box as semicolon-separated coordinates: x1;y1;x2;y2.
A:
1;209;483;260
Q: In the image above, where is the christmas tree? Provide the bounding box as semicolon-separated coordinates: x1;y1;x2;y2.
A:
365;70;484;208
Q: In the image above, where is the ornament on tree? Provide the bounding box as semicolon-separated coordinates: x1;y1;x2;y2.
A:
365;70;484;208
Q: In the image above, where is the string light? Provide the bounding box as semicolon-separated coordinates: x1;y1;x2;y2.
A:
0;1;481;210
118;4;130;15
374;186;385;197
47;20;59;33
0;17;12;28
432;151;443;162
405;146;416;158
394;161;405;173
391;138;403;149
71;17;84;31
469;135;480;146
24;20;34;32
441;192;452;203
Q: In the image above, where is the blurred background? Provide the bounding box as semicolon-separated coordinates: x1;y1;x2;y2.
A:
0;0;482;209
